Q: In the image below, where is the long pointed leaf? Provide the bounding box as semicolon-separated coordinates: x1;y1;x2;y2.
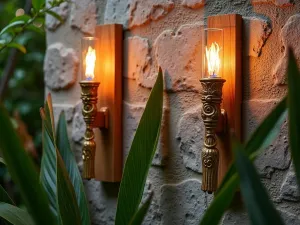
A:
233;139;284;225
56;112;90;225
218;97;287;192
287;48;300;188
0;105;55;225
115;68;164;225
129;193;153;225
40;123;58;219
56;147;81;225
0;185;14;205
0;203;34;225
201;96;287;225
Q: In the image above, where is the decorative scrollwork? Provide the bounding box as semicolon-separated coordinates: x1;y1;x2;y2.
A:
200;78;225;193
80;81;100;179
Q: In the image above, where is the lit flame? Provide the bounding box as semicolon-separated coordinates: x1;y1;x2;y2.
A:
85;46;96;80
205;42;220;77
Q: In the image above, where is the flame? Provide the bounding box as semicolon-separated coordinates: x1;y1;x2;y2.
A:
85;46;96;80
205;42;220;77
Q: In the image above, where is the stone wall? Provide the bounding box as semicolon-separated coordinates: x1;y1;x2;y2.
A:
45;0;300;224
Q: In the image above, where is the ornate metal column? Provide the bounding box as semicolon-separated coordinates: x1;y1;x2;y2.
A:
200;78;225;193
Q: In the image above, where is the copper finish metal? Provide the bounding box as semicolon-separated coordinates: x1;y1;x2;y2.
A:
80;81;109;179
200;78;225;193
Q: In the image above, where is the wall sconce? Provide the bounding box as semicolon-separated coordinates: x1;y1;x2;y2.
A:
79;24;123;182
200;28;225;193
200;14;242;193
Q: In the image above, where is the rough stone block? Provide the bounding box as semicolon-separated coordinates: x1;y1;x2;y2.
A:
53;103;75;123
151;23;204;92
70;0;97;35
176;105;204;173
273;14;300;85
129;0;175;28
243;17;272;57
181;0;205;9
104;0;130;28
46;2;69;31
123;101;169;167
251;0;294;7
125;36;151;84
44;43;79;91
243;100;290;178
160;179;213;225
280;164;300;201
84;180;118;225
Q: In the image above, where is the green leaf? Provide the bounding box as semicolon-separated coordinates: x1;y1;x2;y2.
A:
56;112;91;225
7;43;26;54
0;185;14;205
0;105;55;225
32;0;45;11
115;68;164;225
233;139;284;225
287;48;300;188
200;174;239;225
0;203;34;225
46;10;64;23
26;24;45;35
10;15;31;24
202;97;287;225
218;97;287;192
0;21;25;36
40;124;59;219
56;144;81;225
129;193;153;225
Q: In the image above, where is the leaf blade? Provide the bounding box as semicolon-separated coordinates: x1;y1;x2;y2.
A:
115;68;164;225
233;139;284;225
129;193;153;225
0;105;55;225
287;48;300;188
56;112;91;225
0;203;34;225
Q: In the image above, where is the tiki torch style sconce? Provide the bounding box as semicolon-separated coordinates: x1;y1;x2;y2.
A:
200;14;242;193
80;24;123;182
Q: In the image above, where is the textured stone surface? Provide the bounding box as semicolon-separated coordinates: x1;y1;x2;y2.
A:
44;43;79;90
129;0;175;28
123;101;169;166
72;102;85;143
46;2;69;31
141;181;162;225
273;14;300;85
104;0;130;27
125;36;151;84
244;100;290;178
53;103;75;123
70;0;97;34
243;17;272;57
84;180;118;225
251;0;294;6
151;23;203;92
160;179;212;225
181;0;204;8
176;105;204;173
280;164;300;201
222;209;300;224
279;209;300;224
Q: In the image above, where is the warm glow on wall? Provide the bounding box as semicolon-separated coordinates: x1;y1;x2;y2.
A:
205;42;220;77
85;46;96;80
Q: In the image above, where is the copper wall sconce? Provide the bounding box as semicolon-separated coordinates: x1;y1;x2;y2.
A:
200;14;242;193
80;24;123;182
